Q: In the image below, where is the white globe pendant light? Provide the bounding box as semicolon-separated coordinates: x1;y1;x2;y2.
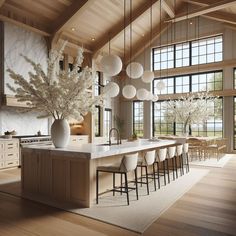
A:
104;81;120;97
136;88;149;100
122;85;136;99
152;94;159;102
141;70;154;83
126;62;144;79
100;54;122;76
156;80;166;91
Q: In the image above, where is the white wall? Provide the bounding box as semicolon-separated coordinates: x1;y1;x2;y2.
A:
0;22;49;135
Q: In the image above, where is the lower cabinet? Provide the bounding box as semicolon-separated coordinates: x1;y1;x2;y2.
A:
0;139;19;170
22;149;90;207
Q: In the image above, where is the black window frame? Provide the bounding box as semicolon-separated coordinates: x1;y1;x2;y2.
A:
104;108;112;137
133;101;144;137
94;105;101;137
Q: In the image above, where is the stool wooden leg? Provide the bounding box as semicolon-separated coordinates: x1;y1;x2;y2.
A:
134;169;139;200
163;161;166;186
186;153;190;172
145;166;149;195
120;174;123;195
124;173;129;205
96;170;99;204
166;159;170;183
113;173;115;196
175;156;178;178
172;158;175;180
157;162;160;189
152;164;157;191
141;166;143;187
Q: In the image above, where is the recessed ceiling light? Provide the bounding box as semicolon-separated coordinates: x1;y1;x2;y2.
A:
91;38;95;41
71;27;75;31
142;34;145;37
189;21;193;25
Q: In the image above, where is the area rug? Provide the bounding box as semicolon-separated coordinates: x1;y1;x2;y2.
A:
190;154;234;168
0;168;209;234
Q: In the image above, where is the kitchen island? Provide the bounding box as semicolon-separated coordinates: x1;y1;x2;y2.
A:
21;139;175;207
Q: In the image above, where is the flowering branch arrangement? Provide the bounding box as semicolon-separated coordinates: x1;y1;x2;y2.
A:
166;91;218;133
7;43;105;122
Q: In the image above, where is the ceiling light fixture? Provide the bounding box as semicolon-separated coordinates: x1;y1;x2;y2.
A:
141;0;154;84
122;0;137;99
100;34;122;77
126;0;143;79
156;0;166;92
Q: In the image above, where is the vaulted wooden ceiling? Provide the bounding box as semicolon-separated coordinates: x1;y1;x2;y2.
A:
0;0;236;62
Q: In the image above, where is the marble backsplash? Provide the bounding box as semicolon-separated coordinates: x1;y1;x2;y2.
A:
0;108;49;136
4;21;48;95
1;22;49;135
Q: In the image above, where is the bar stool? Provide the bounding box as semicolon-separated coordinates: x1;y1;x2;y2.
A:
137;150;156;194
166;144;177;183
176;144;184;176
182;143;190;173
96;152;138;205
155;147;167;188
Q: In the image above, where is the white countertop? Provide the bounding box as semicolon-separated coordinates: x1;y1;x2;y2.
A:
22;139;176;159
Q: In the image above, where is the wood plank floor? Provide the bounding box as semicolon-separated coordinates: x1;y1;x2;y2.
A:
0;157;236;236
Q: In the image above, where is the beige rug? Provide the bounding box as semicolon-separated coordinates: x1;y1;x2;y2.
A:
190;154;233;168
0;168;209;233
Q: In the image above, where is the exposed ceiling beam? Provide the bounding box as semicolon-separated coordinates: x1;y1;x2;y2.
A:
0;14;50;36
0;0;5;8
52;0;94;35
203;11;236;25
162;0;175;18
92;0;158;57
167;0;236;23
183;0;236;25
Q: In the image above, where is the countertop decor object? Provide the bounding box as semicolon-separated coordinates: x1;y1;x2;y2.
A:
7;42;106;148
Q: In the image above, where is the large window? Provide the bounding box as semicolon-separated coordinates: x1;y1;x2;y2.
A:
153;45;174;70
153;77;174;95
153;71;223;95
191;36;223;65
191;98;223;137
94;106;101;137
191;71;223;92
152;98;223;137
133;101;144;137
153;35;223;70
153;101;174;136
104;108;112;137
94;72;101;96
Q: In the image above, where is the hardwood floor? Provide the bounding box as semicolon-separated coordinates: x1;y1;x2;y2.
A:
0;157;236;236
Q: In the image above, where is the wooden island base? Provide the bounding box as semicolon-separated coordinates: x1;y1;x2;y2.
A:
22;140;175;208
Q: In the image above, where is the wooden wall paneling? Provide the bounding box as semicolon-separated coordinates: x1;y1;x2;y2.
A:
51;155;67;200
22;150;39;193
69;158;89;205
38;150;52;195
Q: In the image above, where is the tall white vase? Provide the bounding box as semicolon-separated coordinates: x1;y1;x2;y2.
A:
51;119;70;148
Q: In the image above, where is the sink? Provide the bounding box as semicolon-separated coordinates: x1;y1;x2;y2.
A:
97;143;120;146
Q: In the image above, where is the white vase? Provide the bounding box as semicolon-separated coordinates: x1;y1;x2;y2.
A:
51;119;70;148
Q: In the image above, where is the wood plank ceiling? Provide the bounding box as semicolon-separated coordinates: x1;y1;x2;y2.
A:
0;0;236;63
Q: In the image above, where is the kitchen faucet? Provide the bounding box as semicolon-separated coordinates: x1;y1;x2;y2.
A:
108;128;122;145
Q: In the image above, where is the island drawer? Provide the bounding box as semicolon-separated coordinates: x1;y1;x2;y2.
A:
5;152;19;160
5;160;19;168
